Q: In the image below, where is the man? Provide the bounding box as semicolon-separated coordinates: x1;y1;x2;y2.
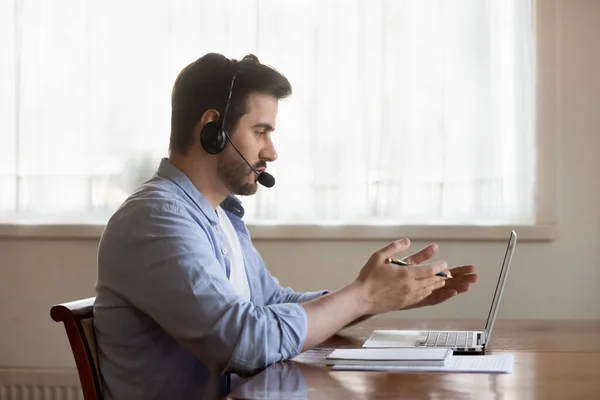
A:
94;53;478;399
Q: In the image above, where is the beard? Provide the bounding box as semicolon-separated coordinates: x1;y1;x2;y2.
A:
216;148;265;196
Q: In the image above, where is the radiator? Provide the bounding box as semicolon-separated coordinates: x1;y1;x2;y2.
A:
0;370;82;400
0;385;82;400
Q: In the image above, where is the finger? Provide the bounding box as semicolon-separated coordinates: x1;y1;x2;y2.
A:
373;238;411;262
412;279;444;304
403;243;439;265
416;279;447;304
447;282;472;294
450;274;479;284
418;275;446;291
410;260;448;278
449;264;476;275
432;289;459;304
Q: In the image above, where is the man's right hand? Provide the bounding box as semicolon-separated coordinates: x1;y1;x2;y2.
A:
355;239;449;314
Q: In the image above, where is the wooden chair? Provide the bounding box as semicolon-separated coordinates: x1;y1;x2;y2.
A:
50;297;103;400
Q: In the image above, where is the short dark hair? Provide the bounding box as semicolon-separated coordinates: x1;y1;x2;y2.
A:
169;53;292;154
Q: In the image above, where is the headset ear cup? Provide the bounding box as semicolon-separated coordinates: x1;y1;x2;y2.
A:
200;121;227;154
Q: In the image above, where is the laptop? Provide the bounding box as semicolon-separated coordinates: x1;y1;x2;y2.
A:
362;230;517;355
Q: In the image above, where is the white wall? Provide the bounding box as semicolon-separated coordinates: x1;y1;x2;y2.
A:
1;0;599;372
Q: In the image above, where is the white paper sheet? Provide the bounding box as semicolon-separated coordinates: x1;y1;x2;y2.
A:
331;354;514;373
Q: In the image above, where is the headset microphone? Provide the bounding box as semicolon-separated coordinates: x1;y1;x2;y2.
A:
222;130;276;188
257;170;275;188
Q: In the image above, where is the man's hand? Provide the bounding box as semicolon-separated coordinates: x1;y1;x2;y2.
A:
343;241;449;328
301;239;475;351
404;264;478;309
398;240;479;309
356;239;449;314
358;239;478;311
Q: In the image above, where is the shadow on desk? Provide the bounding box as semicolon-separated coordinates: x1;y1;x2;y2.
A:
225;358;506;400
226;361;355;399
225;319;600;400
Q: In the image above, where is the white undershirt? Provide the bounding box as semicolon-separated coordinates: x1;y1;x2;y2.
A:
216;206;251;301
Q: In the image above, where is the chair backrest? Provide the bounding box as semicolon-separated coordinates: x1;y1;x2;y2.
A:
50;297;103;400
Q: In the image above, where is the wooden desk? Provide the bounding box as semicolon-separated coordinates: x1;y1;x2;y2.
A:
226;319;600;399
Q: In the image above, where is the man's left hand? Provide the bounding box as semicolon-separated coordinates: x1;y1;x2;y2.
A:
411;264;478;308
399;242;478;309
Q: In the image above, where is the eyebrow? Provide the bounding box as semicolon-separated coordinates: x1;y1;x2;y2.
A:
252;123;275;132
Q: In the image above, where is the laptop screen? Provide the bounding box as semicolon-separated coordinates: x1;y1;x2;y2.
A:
483;230;517;343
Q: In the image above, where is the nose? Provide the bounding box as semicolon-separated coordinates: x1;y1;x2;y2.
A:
260;135;278;162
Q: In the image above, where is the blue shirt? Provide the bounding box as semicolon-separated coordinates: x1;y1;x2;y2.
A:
94;158;327;400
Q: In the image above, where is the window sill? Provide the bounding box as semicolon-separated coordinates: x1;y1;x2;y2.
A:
248;223;556;241
0;222;556;241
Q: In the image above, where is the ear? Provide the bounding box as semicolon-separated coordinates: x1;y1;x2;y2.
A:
195;109;221;137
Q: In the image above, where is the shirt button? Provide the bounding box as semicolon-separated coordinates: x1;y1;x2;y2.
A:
221;248;227;255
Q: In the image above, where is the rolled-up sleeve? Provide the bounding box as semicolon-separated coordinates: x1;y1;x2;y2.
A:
264;275;329;305
100;202;307;375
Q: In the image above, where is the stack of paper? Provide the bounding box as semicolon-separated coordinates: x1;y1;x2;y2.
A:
330;353;514;374
325;348;453;367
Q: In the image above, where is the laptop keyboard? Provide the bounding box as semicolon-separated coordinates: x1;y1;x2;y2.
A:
418;331;474;348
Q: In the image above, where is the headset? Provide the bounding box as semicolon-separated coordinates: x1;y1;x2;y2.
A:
199;64;238;155
199;60;275;188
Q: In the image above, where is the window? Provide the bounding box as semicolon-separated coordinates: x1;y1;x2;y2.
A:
0;0;540;235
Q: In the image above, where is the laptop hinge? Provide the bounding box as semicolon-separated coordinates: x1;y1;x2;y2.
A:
478;332;486;346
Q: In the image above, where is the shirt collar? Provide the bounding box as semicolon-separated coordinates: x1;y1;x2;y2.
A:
156;157;245;224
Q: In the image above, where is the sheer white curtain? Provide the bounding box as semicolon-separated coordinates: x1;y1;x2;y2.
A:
0;0;535;225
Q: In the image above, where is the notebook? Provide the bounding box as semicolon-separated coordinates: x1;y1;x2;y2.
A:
325;347;453;366
330;354;514;373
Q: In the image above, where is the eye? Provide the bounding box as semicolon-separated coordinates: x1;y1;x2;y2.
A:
255;130;267;136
